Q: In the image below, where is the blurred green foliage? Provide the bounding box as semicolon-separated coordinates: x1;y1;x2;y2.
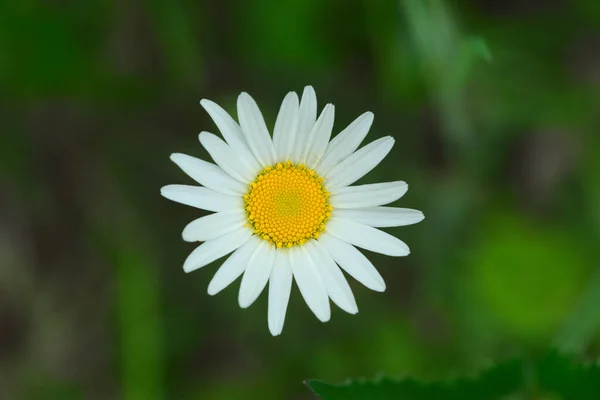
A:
1;0;600;399
309;351;600;399
469;209;589;341
307;358;523;399
538;350;600;399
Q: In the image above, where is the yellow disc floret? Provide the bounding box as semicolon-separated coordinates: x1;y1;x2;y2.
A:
244;161;332;248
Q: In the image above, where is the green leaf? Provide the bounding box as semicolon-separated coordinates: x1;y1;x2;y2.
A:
306;359;523;400
554;268;600;353
538;350;600;399
454;36;492;86
465;36;493;62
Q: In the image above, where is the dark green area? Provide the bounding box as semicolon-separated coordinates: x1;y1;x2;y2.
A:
1;0;600;399
307;358;523;399
538;351;600;400
308;351;600;399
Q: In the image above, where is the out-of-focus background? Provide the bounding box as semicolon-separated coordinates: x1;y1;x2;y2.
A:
2;0;600;399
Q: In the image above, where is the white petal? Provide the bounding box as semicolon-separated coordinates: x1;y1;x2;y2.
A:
160;184;241;212
268;251;293;336
316;112;374;176
238;241;276;308
334;207;425;228
207;236;261;295
182;210;246;242
326;218;410;256
237;92;276;166
292;86;317;163
199;132;256;182
325;136;394;191
329;181;408;208
306;240;357;314
318;233;385;292
170;153;246;195
199;99;245;149
290;247;331;322
304;104;335;168
200;99;261;173
183;228;252;273
273;92;299;161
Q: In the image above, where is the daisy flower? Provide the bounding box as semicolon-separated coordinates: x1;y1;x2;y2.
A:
161;86;424;336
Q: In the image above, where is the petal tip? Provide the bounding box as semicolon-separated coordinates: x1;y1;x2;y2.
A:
238;300;251;309
198;131;210;143
181;230;194;243
169;153;184;163
268;320;283;336
238;293;252;309
284;91;299;101
159;185;172;196
372;280;386;292
393;247;411;257
207;285;218;296
183;263;195;273
413;212;425;224
269;328;282;337
302;86;317;100
199;99;215;111
343;302;359;314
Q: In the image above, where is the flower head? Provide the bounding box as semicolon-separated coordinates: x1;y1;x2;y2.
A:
161;86;424;335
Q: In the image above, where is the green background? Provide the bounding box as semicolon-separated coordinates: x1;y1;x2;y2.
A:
1;0;600;399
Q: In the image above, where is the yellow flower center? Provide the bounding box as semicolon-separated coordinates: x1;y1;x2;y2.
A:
243;161;332;248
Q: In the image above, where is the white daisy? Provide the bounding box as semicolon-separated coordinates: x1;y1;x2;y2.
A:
161;86;424;336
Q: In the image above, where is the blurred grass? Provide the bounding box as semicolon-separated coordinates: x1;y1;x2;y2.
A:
555;268;600;353
145;0;203;86
91;183;165;399
1;0;600;399
115;243;164;400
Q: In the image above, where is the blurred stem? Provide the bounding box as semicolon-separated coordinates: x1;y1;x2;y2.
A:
93;181;165;399
554;133;600;354
554;267;600;353
116;243;164;400
402;0;471;143
145;0;202;86
402;0;491;173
